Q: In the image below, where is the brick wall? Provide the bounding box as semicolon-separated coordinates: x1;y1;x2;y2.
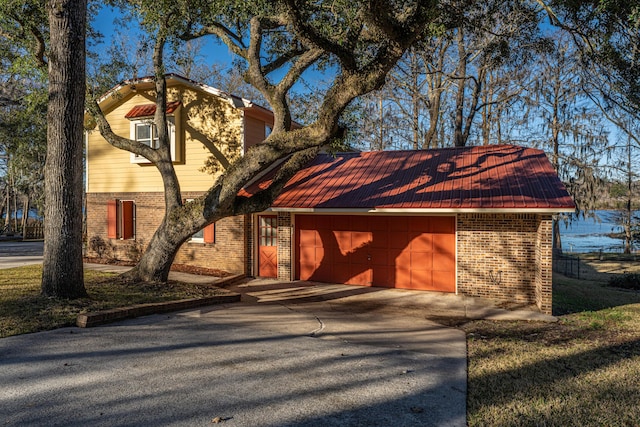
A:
457;213;553;313
86;192;248;274
277;212;292;281
535;216;553;314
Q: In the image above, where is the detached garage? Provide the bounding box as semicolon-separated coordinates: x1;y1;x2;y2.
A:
245;145;575;314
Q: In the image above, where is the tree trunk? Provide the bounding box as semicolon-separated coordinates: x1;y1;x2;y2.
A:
552;219;562;252
453;29;467;147
21;195;29;237
122;221;187;282
41;0;87;298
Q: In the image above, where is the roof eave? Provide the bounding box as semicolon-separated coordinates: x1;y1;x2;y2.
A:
269;207;576;214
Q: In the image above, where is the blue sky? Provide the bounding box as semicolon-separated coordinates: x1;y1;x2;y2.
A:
92;5;236;72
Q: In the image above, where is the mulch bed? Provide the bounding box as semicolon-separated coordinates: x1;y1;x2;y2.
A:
83;257;231;277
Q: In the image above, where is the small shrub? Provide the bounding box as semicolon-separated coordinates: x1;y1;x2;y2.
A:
608;273;640;290
88;235;114;260
124;239;144;263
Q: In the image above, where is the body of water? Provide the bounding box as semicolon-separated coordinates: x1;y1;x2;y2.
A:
560;210;638;253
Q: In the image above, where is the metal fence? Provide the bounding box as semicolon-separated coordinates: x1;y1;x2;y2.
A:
1;223;44;240
553;253;580;279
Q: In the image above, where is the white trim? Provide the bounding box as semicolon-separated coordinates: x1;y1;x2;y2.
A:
129;117;176;164
84;131;89;193
97;74;253;110
269;207;574;214
454;213;459;296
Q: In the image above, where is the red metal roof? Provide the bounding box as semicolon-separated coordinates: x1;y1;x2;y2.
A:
242;145;575;211
124;101;181;119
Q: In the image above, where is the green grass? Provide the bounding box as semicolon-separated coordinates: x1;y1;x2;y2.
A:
465;264;640;426
0;265;228;338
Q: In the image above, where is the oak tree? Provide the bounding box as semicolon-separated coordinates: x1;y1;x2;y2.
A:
89;0;447;282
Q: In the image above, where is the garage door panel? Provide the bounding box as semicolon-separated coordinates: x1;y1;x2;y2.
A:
333;231;352;254
410;269;432;290
411;233;433;251
369;216;389;231
430;216;455;233
395;249;411;268
369;248;391;266
372;266;393;287
351;231;373;249
299;229;318;247
433;252;455;271
433;234;456;253
370;230;389;248
347;267;371;285
296;215;455;293
395;267;412;288
332;216;351;230
299;246;316;264
408;217;427;231
432;270;455;291
390;218;409;232
390;232;409;249
410;251;432;270
299;263;316;281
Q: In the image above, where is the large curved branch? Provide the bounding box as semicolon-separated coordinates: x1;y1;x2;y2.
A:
281;0;358;70
277;47;324;95
86;98;161;162
184;22;248;59
12;15;47;69
233;147;320;215
151;29;182;211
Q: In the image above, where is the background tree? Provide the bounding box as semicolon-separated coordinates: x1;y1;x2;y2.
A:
527;33;609;250
0;2;48;234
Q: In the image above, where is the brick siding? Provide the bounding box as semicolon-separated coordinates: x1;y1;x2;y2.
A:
277;212;293;281
86;192;248;274
457;213;553;314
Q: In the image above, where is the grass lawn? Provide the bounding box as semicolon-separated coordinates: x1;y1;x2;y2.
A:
0;265;228;338
465;258;640;426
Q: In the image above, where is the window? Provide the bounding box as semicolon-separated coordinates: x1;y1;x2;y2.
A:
129;117;176;163
186;199;215;243
260;216;277;246
191;223;215;243
107;199;135;240
135;122;160;149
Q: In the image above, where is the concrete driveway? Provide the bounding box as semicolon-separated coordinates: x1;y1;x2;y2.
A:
0;296;466;426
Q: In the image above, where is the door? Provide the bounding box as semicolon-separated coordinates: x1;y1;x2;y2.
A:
296;215;455;292
258;215;278;278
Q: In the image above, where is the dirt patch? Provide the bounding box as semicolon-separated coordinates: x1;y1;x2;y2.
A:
83;257;231;277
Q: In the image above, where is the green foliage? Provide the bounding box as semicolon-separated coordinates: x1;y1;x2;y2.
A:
608;273;640;290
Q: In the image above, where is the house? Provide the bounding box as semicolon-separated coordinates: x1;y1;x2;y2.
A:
85;74;274;274
85;75;575;314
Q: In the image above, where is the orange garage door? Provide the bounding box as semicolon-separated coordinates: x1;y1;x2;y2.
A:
296;215;456;292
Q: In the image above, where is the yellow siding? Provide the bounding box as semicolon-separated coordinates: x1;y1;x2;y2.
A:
87;83;244;193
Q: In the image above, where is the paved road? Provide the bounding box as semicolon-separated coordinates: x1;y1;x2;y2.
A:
0;302;466;427
0;240;43;269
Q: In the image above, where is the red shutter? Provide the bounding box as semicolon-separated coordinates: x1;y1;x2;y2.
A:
204;223;215;243
107;200;117;238
121;201;135;240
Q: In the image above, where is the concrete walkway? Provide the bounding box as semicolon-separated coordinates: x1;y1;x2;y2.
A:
226;278;557;322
